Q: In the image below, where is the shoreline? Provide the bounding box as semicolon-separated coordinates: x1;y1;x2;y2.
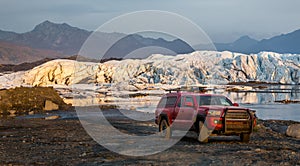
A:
2;102;300;122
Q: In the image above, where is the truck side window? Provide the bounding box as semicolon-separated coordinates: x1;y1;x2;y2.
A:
177;96;194;107
158;96;177;108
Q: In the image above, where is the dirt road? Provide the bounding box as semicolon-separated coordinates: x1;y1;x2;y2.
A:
0;109;299;165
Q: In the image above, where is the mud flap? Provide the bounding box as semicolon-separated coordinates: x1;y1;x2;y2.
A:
198;121;212;143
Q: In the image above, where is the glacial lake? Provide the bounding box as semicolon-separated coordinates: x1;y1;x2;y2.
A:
19;84;300;122
131;84;300;122
218;85;300;121
240;103;300;121
18;103;300;122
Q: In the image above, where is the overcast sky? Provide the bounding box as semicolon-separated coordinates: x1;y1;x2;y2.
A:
0;0;300;42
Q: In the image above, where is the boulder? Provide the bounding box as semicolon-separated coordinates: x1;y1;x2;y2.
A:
45;115;60;120
286;124;300;139
8;110;17;115
271;125;288;134
44;100;59;111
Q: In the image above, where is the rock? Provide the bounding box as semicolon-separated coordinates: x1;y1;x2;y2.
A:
271;125;288;134
286;124;300;139
45;115;60;120
80;152;87;157
8;110;16;115
226;86;252;92
254;148;261;152
44;100;59;111
28;111;35;115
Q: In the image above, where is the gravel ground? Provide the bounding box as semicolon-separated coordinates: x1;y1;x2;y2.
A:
0;109;299;165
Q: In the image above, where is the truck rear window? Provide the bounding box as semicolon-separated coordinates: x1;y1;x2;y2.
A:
158;96;177;108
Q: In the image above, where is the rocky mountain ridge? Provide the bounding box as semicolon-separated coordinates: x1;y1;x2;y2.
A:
0;21;194;63
215;29;300;54
0;21;91;55
1;21;300;65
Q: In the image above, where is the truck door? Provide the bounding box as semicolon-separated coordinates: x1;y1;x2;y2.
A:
157;96;177;124
174;95;196;128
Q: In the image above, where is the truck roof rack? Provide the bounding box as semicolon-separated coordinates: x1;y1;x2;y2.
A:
165;86;207;93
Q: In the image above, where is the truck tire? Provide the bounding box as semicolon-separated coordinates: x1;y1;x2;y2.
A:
159;119;171;139
240;133;250;142
198;121;209;143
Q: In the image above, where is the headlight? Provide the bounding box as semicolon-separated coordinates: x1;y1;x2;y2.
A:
208;110;222;116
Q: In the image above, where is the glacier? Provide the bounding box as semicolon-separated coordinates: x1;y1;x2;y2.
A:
0;51;299;88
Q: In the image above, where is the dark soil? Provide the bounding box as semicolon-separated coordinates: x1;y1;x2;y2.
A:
227;81;297;86
0;58;54;72
275;100;300;104
0;56;122;73
0;110;299;165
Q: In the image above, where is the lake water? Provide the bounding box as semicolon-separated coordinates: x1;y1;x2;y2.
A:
211;85;300;121
19;84;300;122
19;103;300;122
240;103;300;121
135;84;300;121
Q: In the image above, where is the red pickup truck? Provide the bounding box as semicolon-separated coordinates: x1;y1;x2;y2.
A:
155;91;257;143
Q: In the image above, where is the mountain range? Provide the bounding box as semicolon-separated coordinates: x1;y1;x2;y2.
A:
0;21;91;55
215;29;300;54
0;20;299;64
0;21;194;64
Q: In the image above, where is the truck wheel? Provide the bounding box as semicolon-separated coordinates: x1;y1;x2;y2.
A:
159;119;171;139
240;133;250;142
198;121;209;143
